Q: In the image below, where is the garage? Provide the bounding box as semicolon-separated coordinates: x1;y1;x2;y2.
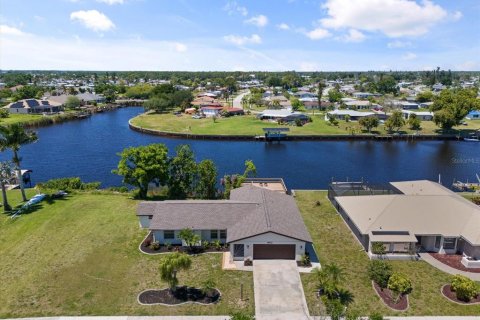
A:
253;244;296;260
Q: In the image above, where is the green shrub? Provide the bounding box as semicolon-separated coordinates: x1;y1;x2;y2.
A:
0;109;10;118
202;240;210;250
371;242;386;255
149;241;160;250
106;186;130;193
368;260;392;288
388;272;412;302
37;177;100;192
213;239;222;250
451;274;479;302
369;312;384;320
300;254;310;266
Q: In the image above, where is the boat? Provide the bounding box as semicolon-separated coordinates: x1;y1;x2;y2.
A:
10;194;46;219
464;137;480;142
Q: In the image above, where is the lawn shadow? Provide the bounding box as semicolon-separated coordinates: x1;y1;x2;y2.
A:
3;194;71;218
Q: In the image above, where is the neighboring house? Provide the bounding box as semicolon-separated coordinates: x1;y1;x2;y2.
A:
325;109;375;121
293;91;317;99
352;92;381;99
466;110;480;120
200;105;224;117
258;109;309;122
433;83;446;91
401;110;434;121
303;100;333;110
329;180;480;266
419;102;434;109
77;93;105;104
344;100;380;110
137;184;313;261
223;107;244;116
192;96;217;106
5;99;61;114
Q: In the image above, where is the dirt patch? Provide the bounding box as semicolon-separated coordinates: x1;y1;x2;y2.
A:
138;287;220;305
372;281;409;311
441;285;480;305
429;253;480;273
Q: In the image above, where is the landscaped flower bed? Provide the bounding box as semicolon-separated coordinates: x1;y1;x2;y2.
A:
138;286;221;305
442;285;480;305
140;232;228;255
372;281;409;311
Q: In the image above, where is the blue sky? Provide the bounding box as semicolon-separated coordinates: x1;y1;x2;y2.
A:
0;0;479;71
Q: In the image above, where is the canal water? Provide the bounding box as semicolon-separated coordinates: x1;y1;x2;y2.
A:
0;107;478;189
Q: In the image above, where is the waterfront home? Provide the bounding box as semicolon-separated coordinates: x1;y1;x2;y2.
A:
200;105;224;117
325;109;375;121
466;110;480;120
328;180;480;267
76;93;105;104
401;110;434;121
5;99;61;114
258;109;309;123
137;184;313;261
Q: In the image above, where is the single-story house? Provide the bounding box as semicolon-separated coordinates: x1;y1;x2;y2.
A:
137;184;313;261
303;100;333;110
330;180;480;265
466;110;480;120
344;100;380;110
293;91;317;99
352;92;381;99
5;99;61;114
325;109;375;121
401;110;434;121
419;102;434;109
258;109;307;121
76;93;105;104
200;105;224;117
223;107;245;116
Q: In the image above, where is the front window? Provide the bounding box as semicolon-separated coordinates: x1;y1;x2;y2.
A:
220;230;227;239
443;237;456;250
435;236;441;248
210;230;218;239
233;244;244;257
164;230;174;239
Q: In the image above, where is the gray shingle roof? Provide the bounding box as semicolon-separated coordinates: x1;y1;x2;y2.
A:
137;186;312;243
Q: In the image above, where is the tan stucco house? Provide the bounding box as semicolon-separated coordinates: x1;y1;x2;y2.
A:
137;184;312;261
330;180;480;267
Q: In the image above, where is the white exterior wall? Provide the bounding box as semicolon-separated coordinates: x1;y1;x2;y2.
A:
138;216;150;228
152;229;226;245
9;108;29;114
229;232;306;261
421;236;437;251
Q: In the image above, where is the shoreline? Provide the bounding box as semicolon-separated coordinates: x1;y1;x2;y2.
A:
128;120;461;141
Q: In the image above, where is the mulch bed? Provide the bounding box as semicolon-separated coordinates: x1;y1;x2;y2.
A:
297;261;312;267
140;232;228;255
429;253;480;273
139;287;220;305
441;285;480;305
372;281;409;311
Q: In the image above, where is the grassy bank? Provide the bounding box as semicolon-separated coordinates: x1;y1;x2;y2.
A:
0;190;253;317
0;112;81;127
295;191;480;316
131;112;480;136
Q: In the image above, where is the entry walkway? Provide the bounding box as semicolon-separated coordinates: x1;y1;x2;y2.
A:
253;260;310;320
419;253;480;281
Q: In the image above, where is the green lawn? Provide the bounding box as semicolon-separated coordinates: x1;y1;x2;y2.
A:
295;191;480;316
0;190;254;317
0;113;43;126
131;112;480;136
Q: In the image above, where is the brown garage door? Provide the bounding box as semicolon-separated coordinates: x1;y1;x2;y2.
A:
253;244;296;260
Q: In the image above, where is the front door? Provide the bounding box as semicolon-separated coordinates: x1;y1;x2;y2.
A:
233;244;244;258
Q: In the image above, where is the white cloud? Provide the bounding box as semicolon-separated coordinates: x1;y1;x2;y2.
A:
277;23;290;30
452;11;463;21
387;40;412;48
320;0;447;37
223;1;248;16
245;15;268;27
70;10;115;32
173;42;187;52
305;27;331;40
402;52;417;60
341;29;366;43
0;24;28;36
223;34;261;45
97;0;124;4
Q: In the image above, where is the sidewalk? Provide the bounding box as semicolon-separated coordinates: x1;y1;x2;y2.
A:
419;253;480;281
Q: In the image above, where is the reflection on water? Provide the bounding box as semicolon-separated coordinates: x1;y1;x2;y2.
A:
0;107;478;189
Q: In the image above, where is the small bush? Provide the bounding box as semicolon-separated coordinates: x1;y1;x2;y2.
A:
371;242;386;255
244;258;252;266
164;241;172;250
388;272;412;302
213;239;222;251
37;177;100;192
149;241;160;250
368;260;392;288
106;186;129;193
202;240;210;250
369;312;384;320
0;109;10;118
300;254;311;267
451;274;479;302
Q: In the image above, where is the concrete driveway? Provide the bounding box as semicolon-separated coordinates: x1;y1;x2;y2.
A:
253;260;310;320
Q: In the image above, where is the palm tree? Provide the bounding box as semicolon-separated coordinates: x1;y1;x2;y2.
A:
0;161;14;211
0;124;38;202
159;252;192;292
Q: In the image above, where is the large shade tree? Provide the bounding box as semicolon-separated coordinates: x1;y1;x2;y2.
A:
0;124;38;202
168;144;197;199
113;143;169;199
